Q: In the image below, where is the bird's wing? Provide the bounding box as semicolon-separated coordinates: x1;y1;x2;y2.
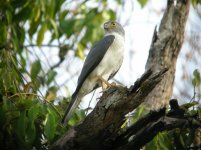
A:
61;93;81;124
61;35;115;124
73;35;115;96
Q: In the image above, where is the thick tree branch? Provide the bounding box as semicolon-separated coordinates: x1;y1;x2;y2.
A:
51;69;167;150
114;99;201;150
116;114;201;150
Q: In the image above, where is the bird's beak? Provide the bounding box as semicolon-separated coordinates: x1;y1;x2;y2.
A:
104;23;110;30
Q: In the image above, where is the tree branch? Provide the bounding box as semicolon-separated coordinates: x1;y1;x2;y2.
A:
114;99;201;150
51;69;167;150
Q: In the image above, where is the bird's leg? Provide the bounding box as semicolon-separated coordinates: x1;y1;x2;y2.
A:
97;75;110;90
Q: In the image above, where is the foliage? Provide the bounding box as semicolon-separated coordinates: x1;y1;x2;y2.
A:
192;0;201;6
192;69;201;87
0;0;118;149
137;0;149;8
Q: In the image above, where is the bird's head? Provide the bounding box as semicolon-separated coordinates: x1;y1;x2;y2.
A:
104;21;125;37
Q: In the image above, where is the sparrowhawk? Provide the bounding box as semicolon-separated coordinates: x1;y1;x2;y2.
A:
62;21;125;124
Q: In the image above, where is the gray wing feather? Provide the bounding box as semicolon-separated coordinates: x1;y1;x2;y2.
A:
61;94;78;124
62;35;115;124
73;35;115;96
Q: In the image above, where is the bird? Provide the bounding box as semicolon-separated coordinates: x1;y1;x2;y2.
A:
62;20;125;124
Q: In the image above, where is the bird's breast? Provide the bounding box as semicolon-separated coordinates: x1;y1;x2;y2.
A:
91;33;125;79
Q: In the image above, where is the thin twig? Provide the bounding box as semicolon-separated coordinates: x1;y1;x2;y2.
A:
23;44;60;48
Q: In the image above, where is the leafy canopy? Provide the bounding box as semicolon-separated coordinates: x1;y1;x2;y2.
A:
0;0;117;149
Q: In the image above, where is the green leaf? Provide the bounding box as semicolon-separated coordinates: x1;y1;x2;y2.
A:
68;109;85;126
145;139;157;150
34;7;41;22
178;134;186;149
116;0;122;4
181;101;198;109
198;108;201;117
27;102;39;145
16;111;26;142
192;78;197;87
0;23;7;46
28;13;41;37
59;10;68;21
76;43;85;60
47;70;57;85
192;0;201;7
28;104;40;121
137;0;148;8
173;130;186;149
30;60;41;80
14;6;31;22
45;0;56;18
192;69;201;87
158;132;171;150
0;99;6;127
60;19;75;36
49;19;58;38
75;109;85;120
37;23;47;46
45;86;57;102
130;105;146;123
44;111;56;142
145;132;173;150
12;25;25;53
26;121;36;145
19;53;26;70
186;129;195;146
6;10;12;24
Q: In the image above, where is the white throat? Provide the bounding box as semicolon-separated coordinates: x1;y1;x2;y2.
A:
105;32;125;41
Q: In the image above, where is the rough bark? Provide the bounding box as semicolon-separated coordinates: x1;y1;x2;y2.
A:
52;69;167;150
51;0;190;149
115;99;201;150
116;115;201;150
144;0;190;110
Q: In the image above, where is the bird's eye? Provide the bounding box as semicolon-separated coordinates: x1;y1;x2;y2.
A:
112;22;116;26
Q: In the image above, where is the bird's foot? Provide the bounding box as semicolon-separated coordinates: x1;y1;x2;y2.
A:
97;76;110;90
100;82;120;93
97;76;123;93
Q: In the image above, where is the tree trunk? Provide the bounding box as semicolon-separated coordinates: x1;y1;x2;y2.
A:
144;0;190;110
51;0;190;149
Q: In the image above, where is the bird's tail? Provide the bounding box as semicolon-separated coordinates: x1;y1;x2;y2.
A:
61;93;81;125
